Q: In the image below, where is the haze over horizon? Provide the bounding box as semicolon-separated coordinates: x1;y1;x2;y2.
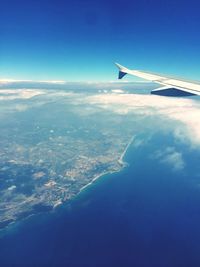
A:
1;0;200;81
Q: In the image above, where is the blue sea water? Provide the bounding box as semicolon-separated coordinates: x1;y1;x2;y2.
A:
1;135;200;267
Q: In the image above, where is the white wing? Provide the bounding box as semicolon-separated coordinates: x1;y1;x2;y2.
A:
115;63;200;96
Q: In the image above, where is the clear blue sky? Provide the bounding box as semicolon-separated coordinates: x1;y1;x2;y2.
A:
1;0;200;81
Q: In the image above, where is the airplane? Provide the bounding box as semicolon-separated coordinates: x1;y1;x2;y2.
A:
115;63;200;96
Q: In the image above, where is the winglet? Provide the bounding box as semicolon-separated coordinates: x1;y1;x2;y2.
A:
115;62;128;79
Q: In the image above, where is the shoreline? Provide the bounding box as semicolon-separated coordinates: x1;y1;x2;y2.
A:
0;136;135;234
119;136;134;165
79;135;135;194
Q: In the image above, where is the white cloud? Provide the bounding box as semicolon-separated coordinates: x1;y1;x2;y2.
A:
153;147;185;171
0;79;66;84
0;89;45;100
1;86;200;148
111;89;124;94
85;93;200;146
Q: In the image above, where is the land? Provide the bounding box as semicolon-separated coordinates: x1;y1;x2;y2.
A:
0;88;136;229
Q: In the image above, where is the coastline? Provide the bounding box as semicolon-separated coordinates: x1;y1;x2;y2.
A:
119;136;134;165
79;135;135;194
0;136;135;234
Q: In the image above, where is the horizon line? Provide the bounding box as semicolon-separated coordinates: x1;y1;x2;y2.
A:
0;79;151;85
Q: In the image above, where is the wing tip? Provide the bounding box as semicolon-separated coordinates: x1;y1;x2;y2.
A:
114;62;128;79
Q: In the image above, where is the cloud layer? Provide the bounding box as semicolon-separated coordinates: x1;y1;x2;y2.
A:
1;85;200;148
85;92;200;146
0;89;45;100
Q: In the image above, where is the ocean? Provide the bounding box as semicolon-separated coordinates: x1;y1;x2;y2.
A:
1;136;200;267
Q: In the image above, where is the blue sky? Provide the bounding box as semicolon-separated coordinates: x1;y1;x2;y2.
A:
1;0;200;81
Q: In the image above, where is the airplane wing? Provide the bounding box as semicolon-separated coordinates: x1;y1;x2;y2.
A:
115;63;200;96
